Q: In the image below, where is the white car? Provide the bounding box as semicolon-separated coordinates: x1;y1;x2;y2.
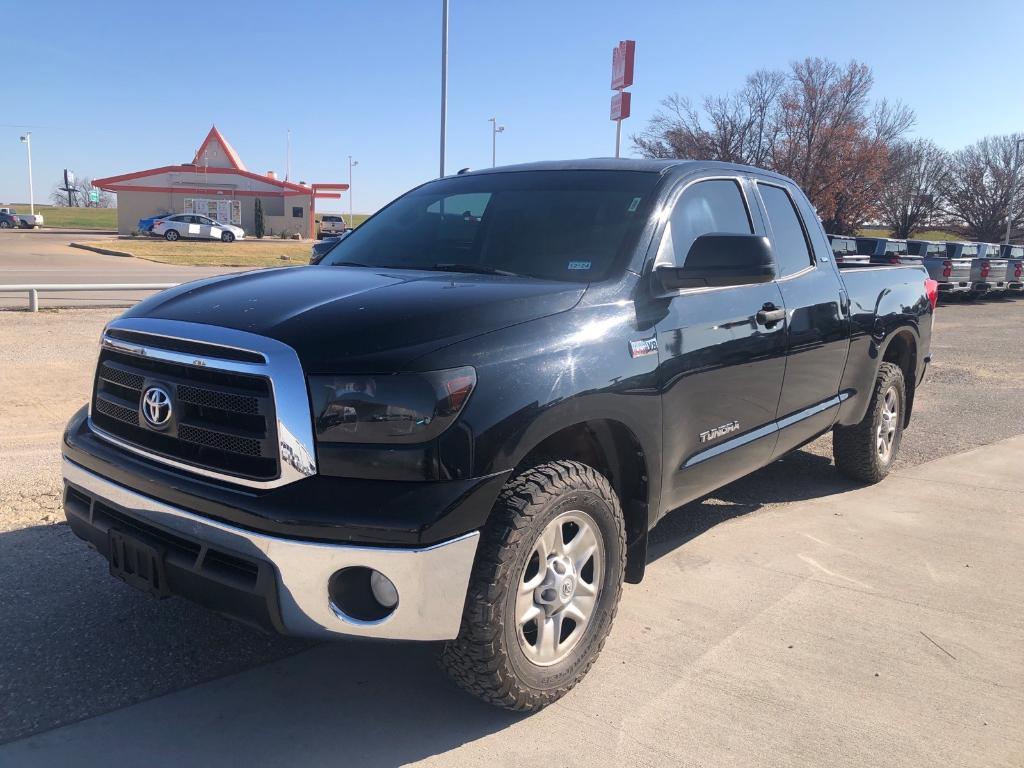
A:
152;214;245;243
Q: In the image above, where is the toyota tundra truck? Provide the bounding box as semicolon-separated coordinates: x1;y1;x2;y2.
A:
62;160;935;711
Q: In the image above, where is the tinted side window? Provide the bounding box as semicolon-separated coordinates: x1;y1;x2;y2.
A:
658;179;752;267
759;184;812;276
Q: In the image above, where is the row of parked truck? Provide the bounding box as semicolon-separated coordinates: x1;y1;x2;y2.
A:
828;235;1024;301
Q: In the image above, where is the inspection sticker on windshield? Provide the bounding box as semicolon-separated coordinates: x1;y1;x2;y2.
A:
567;261;592;270
628;197;641;212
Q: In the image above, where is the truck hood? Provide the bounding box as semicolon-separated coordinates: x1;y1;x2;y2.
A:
122;266;586;372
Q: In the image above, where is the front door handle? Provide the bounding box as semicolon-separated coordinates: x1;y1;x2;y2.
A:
755;303;786;327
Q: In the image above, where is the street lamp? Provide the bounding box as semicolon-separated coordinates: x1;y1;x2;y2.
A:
348;155;359;228
1006;136;1024;245
19;133;34;215
488;117;505;168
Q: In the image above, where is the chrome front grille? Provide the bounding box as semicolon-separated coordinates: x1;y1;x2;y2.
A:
92;349;279;481
87;319;318;489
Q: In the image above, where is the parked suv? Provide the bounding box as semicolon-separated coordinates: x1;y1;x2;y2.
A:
62;160;934;711
854;237;924;266
826;235;869;265
945;242;990;300
908;240;970;300
999;244;1024;294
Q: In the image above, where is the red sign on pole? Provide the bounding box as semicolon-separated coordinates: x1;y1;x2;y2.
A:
610;91;632;121
611;40;636;91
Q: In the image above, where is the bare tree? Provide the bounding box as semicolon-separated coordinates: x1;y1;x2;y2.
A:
632;69;785;165
49;176;116;208
941;134;1024;242
878;139;949;238
632;57;915;234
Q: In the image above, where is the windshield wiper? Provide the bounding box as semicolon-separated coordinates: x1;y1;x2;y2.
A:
429;263;520;277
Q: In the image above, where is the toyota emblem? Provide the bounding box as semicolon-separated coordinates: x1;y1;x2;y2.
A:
142;386;172;428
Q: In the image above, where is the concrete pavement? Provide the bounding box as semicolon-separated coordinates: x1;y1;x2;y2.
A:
2;436;1020;767
0;230;241;308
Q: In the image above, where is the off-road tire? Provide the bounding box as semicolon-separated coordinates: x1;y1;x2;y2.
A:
440;460;626;711
833;361;905;484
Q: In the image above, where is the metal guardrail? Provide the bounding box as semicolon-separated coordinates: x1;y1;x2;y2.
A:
0;283;178;312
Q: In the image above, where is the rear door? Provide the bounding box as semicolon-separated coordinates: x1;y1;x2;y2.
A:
654;174;788;512
752;180;850;457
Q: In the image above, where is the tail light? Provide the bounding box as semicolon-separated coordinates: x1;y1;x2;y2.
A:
941;260;952;278
889;256;900;264
980;260;990;279
924;278;939;310
1015;263;1022;279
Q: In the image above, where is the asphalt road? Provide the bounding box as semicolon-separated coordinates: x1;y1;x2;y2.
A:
0;230;242;309
0;295;1022;764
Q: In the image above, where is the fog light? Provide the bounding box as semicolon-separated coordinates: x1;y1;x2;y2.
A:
370;570;399;608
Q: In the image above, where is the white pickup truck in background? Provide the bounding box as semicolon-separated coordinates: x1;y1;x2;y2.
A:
0;207;44;228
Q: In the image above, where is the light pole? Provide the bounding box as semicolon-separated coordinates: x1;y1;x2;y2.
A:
1006;136;1024;245
488;117;505;167
348;155;359;228
439;0;448;178
19;133;34;215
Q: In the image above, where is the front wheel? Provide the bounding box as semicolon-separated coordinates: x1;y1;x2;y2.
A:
0;221;11;229
833;361;905;484
164;229;179;241
441;460;625;711
221;231;235;243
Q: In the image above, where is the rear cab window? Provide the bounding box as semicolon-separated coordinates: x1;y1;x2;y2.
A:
757;183;813;276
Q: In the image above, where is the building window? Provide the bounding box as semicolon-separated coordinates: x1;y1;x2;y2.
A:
292;206;304;218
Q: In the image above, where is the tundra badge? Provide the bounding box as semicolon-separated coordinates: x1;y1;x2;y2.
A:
699;420;740;443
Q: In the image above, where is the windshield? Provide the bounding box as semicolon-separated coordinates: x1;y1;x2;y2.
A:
320;170;660;281
961;244;978;256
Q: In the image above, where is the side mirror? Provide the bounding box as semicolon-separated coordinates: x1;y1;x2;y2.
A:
653;233;775;292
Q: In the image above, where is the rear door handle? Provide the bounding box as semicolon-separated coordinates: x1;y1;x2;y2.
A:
755;303;786;327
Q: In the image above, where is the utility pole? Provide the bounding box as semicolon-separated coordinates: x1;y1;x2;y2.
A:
19;133;34;215
348;155;359;228
489;117;504;167
439;0;448;178
285;129;291;182
1006;136;1024;245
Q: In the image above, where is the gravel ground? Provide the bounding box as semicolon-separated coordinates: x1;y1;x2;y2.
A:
1;296;1022;744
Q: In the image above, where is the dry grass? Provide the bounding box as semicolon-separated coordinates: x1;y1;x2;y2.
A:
96;237;310;267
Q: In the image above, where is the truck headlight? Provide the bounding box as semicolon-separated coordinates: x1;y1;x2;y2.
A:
308;367;476;444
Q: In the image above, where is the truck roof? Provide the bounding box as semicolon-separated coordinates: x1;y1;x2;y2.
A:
453;158;796;182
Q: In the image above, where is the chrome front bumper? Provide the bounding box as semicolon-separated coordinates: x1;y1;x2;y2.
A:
62;459;480;641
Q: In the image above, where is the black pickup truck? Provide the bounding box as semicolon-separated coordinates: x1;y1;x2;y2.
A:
62;160;935;711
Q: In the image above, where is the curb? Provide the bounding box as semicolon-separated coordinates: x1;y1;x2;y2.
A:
69;242;136;259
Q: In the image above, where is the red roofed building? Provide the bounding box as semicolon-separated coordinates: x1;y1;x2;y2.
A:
93;126;347;238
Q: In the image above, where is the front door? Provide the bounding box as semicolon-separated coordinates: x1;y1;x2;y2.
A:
654;175;788;514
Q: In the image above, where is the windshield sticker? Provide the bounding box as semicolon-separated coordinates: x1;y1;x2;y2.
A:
567;261;592;270
628;197;641;212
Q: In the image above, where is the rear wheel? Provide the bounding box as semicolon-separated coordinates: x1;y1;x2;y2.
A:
833;361;905;484
164;229;179;241
0;220;11;229
221;231;235;243
441;460;625;711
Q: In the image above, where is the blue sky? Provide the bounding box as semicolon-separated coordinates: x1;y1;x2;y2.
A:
2;0;1022;214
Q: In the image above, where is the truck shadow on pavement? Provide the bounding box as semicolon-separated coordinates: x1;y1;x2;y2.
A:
0;524;520;764
2;447;850;763
648;448;859;564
